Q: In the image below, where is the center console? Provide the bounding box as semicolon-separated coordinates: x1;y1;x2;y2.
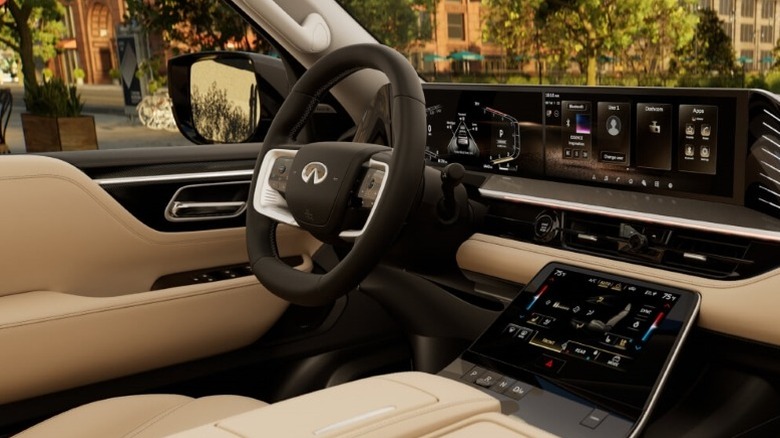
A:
173;263;699;438
439;263;700;437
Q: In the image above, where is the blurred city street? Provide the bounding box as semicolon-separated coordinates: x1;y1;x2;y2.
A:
2;83;189;154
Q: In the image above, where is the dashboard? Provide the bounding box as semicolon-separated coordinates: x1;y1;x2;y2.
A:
424;84;742;202
422;84;780;281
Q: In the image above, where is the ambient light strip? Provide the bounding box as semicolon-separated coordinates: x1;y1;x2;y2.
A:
313;406;397;435
95;169;254;186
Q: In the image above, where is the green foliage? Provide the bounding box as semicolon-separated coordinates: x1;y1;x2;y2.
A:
676;8;736;77
765;70;780;93
482;0;543;64
24;77;84;117
125;0;260;54
746;72;769;90
109;68;121;80
546;0;652;85
339;0;427;51
478;0;709;87
72;68;85;79
625;0;698;85
0;0;66;90
136;56;168;94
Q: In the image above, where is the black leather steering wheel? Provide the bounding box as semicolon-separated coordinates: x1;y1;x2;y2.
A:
247;44;426;306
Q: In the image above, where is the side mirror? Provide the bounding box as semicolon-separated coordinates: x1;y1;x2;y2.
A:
168;52;288;144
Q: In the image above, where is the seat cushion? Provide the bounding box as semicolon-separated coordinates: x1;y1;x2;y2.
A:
14;394;267;438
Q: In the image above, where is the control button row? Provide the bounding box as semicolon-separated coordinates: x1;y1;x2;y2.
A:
461;366;610;429
460;366;534;401
191;265;253;283
503;323;535;341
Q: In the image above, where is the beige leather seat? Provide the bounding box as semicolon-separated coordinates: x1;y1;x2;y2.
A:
14;373;556;437
14;394;266;438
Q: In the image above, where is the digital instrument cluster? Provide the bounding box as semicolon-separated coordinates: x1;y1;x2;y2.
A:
423;84;744;202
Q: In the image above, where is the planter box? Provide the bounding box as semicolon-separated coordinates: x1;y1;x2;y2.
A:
21;113;98;152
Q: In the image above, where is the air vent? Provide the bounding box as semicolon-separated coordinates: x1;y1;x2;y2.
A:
563;216;622;254
482;202;780;280
663;233;752;279
746;93;780;219
562;213;757;279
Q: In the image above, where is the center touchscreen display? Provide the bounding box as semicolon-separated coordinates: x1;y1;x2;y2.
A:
423;84;740;201
465;263;699;418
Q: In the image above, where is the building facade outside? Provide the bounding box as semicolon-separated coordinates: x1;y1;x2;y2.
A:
54;0;126;85
411;0;502;76
52;0;780;85
702;0;776;71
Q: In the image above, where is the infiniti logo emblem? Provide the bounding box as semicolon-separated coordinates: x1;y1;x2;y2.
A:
301;162;328;185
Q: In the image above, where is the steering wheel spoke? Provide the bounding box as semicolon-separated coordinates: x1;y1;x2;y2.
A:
253;148;299;227
339;158;389;240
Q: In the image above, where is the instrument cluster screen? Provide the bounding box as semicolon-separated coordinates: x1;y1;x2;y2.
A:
423;84;740;201
424;88;545;177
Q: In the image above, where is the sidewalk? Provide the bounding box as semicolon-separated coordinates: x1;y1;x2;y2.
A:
2;83;188;154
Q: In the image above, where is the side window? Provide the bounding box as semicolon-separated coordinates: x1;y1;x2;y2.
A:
1;0;272;154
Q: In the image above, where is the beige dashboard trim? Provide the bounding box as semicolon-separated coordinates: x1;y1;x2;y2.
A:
457;234;780;346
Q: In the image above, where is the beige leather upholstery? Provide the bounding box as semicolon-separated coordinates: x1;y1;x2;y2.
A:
171;372;500;437
0;156;326;403
457;233;780;346
0;278;287;405
16;373;561;438
422;413;560;438
13;394;266;438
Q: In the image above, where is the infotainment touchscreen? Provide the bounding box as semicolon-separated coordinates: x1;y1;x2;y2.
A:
423;84;743;202
464;263;699;420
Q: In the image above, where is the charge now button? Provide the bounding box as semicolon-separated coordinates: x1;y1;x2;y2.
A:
581;408;609;429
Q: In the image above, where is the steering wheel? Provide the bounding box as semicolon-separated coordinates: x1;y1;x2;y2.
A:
247;44;426;306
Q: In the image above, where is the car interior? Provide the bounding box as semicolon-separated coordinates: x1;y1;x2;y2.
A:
3;0;780;437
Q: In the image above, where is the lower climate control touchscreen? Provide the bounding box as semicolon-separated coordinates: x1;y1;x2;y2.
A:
465;263;699;419
423;84;740;201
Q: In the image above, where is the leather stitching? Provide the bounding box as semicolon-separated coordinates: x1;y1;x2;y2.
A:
123;398;196;438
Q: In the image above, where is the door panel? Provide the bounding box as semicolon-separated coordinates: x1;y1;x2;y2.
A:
0;155;320;403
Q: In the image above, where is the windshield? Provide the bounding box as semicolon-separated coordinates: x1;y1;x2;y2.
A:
337;0;778;91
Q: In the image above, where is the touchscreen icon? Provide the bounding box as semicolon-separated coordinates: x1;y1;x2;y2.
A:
606;116;621;136
700;145;711;158
649;121;661;134
576;114;591;134
684;144;695;157
701;124;711;137
685;124;695;136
